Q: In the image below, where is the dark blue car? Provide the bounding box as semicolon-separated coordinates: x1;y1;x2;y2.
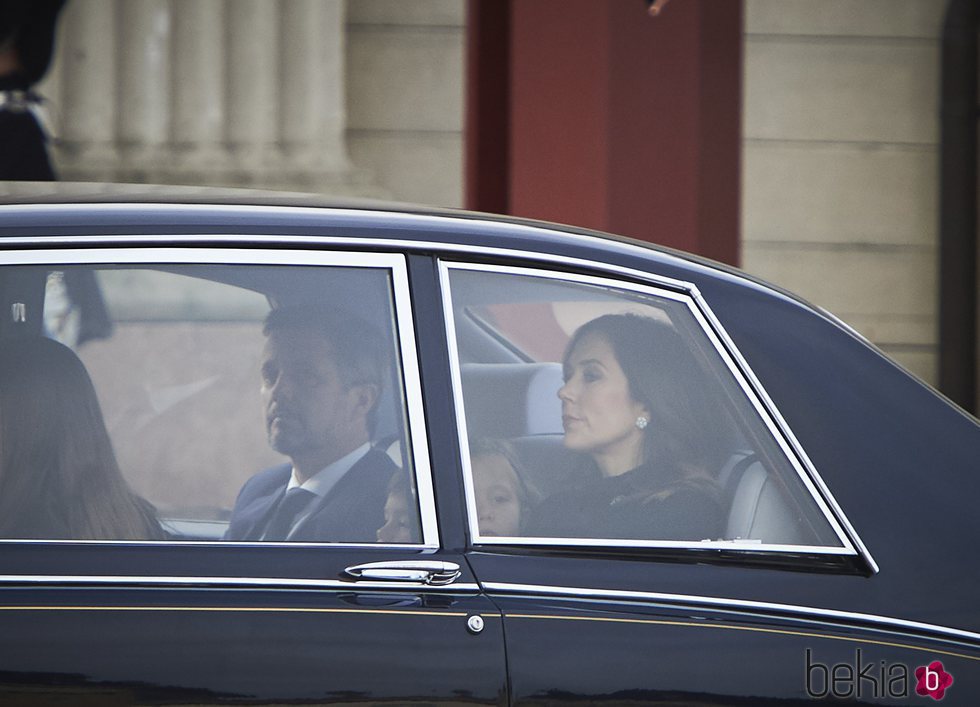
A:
0;185;975;705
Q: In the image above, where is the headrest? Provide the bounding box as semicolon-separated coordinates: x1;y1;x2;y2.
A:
460;362;563;439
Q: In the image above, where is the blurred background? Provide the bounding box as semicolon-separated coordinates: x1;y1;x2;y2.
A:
20;0;980;414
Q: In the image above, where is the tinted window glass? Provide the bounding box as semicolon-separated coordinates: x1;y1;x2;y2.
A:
444;264;845;549
0;261;424;544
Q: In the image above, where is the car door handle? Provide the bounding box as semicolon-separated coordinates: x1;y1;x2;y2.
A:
344;560;462;586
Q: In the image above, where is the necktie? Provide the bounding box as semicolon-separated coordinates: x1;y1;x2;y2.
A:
264;487;316;541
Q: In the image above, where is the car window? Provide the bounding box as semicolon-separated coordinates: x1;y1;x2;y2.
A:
0;252;434;546
442;262;851;552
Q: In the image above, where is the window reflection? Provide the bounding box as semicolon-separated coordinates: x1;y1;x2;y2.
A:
0;263;423;544
448;265;844;548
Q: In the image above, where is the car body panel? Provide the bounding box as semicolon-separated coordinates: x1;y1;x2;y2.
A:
0;583;505;704
0;192;975;703
489;590;979;704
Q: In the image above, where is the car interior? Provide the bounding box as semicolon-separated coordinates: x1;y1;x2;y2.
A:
446;264;842;548
0;257;842;550
0;261;415;542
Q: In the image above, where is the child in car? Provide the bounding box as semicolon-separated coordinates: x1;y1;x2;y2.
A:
470;438;537;538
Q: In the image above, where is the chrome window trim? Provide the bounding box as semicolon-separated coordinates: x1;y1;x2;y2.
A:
483;582;980;647
0;247;439;550
438;260;867;565
0;574;479;593
469;537;855;554
0;539;432;549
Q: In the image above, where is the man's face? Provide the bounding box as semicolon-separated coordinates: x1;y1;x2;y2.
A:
260;328;372;465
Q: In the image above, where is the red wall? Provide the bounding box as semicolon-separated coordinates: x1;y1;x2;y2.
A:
467;0;743;266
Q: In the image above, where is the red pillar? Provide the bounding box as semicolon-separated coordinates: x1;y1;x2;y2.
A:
465;0;511;215
466;0;742;266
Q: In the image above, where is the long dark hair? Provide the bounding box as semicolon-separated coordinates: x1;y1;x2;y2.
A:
0;337;161;539
564;313;723;487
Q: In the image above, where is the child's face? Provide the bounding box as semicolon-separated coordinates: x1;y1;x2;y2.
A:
377;488;415;543
473;453;522;537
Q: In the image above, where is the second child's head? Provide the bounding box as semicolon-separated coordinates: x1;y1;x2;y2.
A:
376;473;419;543
470;439;534;538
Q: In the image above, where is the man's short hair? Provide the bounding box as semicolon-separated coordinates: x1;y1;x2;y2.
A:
262;305;387;394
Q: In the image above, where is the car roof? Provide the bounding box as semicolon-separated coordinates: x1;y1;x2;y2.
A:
0;181;769;286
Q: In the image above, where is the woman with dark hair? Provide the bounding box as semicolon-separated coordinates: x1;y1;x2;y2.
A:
0;337;162;539
527;313;724;541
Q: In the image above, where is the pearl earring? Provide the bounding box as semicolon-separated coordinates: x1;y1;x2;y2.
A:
635;415;648;430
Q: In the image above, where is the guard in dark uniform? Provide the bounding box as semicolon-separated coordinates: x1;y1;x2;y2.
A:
0;1;66;181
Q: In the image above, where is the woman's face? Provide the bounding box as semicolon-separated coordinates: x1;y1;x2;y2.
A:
558;332;648;474
473;453;522;537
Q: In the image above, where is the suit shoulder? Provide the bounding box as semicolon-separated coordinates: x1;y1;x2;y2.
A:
359;448;401;482
238;462;291;500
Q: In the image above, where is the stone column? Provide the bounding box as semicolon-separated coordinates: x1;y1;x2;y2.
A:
117;0;173;175
279;0;350;177
55;0;120;176
172;0;228;177
226;0;280;178
39;0;366;193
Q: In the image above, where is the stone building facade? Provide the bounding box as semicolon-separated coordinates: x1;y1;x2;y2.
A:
742;0;949;387
37;0;968;395
39;0;465;205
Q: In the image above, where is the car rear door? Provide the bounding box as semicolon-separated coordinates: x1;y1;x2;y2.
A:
439;256;980;704
0;242;507;705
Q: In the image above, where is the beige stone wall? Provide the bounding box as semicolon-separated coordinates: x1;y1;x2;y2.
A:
37;0;465;206
345;0;465;207
741;0;946;385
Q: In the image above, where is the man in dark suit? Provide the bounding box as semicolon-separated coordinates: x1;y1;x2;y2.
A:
225;306;398;542
1;1;65;181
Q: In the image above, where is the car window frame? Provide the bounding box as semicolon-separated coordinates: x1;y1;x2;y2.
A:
439;259;871;564
0;246;439;550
